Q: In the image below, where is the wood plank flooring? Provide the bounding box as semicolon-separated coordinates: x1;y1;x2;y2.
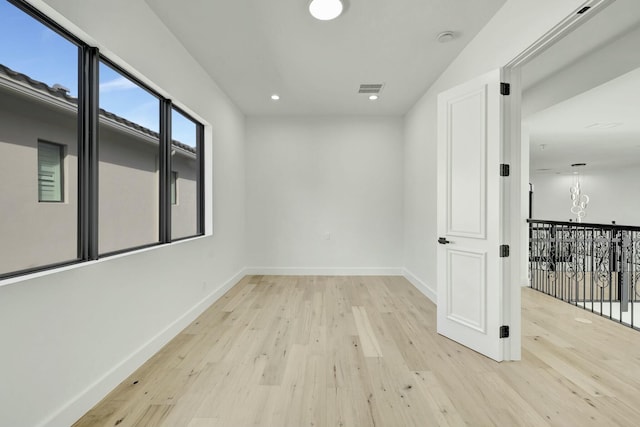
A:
73;275;640;426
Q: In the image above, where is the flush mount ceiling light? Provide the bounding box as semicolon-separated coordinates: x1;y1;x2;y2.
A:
271;94;280;101
309;0;343;21
368;95;378;101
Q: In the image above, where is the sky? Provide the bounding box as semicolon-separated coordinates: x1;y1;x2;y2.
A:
0;0;196;147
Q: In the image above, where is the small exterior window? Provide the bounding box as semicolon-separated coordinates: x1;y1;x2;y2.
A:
38;141;64;202
171;171;178;205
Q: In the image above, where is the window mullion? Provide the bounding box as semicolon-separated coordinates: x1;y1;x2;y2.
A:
196;123;205;235
160;99;172;243
78;46;99;261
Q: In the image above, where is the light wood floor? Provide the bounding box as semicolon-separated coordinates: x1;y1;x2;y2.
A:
74;276;640;427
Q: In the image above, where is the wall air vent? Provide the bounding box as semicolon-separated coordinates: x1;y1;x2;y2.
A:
358;83;384;94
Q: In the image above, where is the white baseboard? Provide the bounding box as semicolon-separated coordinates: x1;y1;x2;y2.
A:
244;267;436;306
42;268;246;427
402;268;436;303
244;267;404;276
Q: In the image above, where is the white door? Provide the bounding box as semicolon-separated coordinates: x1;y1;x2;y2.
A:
436;69;507;361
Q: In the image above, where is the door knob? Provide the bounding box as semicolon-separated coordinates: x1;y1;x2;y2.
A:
438;237;451;245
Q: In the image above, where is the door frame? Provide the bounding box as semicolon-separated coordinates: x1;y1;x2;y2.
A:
501;0;615;360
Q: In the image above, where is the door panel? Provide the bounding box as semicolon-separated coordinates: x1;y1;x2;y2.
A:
437;68;504;361
447;249;487;333
447;89;487;238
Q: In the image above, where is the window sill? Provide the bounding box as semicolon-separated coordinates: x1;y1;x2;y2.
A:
0;234;208;288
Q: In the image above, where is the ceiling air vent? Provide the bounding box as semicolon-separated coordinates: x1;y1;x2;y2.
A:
358;83;384;94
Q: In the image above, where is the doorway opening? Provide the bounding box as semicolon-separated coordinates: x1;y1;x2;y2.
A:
517;0;640;329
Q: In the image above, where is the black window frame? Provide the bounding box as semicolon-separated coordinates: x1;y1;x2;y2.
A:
97;56;164;257
0;0;206;280
170;105;205;242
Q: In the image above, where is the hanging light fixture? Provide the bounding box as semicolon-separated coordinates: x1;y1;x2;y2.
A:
569;163;589;222
309;0;344;21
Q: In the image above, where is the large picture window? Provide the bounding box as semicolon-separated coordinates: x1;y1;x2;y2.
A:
0;0;79;276
98;60;161;255
0;0;205;279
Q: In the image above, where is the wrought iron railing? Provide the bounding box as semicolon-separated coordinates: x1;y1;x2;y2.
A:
528;219;640;329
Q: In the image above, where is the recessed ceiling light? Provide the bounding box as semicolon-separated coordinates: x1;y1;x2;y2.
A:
271;94;280;101
436;31;456;43
309;0;343;21
369;95;378;101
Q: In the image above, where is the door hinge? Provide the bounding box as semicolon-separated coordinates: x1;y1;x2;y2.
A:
500;82;510;96
500;163;510;177
500;244;510;257
500;325;510;338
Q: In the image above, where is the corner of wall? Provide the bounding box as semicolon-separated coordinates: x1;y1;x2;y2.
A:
402;268;436;303
244;267;404;276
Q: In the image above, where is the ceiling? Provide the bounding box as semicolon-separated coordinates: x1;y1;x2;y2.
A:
523;0;640;174
527;66;640;172
144;0;506;116
521;0;640;91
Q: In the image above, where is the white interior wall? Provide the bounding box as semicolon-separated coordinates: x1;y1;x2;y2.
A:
403;0;587;360
403;0;585;296
531;166;640;225
0;1;246;426
245;116;404;274
521;125;531;286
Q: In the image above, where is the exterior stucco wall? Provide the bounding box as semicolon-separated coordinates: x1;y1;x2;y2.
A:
0;86;78;273
97;124;160;253
172;152;198;239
